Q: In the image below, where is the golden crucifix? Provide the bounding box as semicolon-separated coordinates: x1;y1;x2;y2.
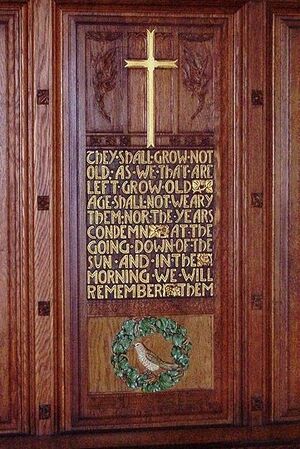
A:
125;29;177;148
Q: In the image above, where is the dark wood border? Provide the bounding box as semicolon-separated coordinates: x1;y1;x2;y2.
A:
2;422;300;448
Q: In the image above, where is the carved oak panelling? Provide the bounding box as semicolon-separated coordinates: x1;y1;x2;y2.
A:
84;26;217;138
61;10;240;431
88;315;214;394
0;7;28;433
273;16;300;422
127;31;147;134
155;32;175;134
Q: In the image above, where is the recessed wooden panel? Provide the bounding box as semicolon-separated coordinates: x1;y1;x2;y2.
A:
273;15;300;421
0;6;28;433
59;4;242;431
155;32;174;134
127;31;147;135
86;31;124;133
178;30;215;133
88;315;214;393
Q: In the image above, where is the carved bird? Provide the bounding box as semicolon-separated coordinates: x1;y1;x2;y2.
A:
133;342;180;373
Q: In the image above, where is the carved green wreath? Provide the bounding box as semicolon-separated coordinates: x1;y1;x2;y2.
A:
111;317;192;393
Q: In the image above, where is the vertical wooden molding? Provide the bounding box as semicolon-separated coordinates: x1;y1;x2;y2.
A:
232;4;244;426
33;0;55;435
0;3;30;434
242;0;267;426
21;0;31;433
272;12;300;423
53;2;66;432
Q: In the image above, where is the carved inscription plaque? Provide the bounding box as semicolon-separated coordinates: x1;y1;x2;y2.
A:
86;148;215;300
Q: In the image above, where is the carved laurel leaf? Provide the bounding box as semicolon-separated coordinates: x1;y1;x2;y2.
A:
92;47;118;123
183;47;212;120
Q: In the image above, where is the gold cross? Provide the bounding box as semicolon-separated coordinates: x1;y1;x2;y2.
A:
125;29;177;148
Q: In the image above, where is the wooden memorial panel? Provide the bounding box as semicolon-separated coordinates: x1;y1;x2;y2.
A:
273;13;300;422
58;5;242;430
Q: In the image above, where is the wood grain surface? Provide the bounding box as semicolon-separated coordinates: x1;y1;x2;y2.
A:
88;315;214;393
273;12;300;422
57;5;238;429
32;0;55;435
241;0;268;427
0;0;300;447
0;3;29;434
